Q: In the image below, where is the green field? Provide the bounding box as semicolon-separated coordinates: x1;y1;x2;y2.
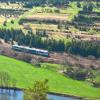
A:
0;1;99;40
0;55;100;99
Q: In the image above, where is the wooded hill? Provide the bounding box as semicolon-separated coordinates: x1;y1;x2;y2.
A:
0;0;99;7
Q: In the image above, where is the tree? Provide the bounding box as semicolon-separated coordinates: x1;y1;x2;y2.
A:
88;4;94;12
24;80;48;100
28;30;33;48
87;68;95;83
83;0;94;12
0;72;11;87
3;20;7;26
11;20;14;24
77;2;81;8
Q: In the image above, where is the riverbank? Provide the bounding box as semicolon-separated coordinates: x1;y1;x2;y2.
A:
0;86;82;99
0;87;97;100
48;92;84;100
0;88;79;100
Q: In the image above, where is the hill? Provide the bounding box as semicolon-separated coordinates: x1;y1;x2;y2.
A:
0;55;100;99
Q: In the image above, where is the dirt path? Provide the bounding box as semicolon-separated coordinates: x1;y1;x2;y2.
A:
50;52;100;68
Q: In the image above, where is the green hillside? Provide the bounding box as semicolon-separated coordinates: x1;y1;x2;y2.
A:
0;55;100;99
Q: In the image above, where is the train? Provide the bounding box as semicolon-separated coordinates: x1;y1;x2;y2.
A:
12;45;49;57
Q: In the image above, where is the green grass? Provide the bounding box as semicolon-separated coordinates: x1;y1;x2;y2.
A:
93;70;100;83
22;2;81;21
0;3;23;9
41;63;64;72
0;55;100;99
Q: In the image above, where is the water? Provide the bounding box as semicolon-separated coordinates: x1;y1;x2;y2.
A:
0;89;78;100
0;89;23;100
48;94;78;100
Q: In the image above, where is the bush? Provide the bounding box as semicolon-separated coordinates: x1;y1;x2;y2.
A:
66;67;90;81
11;20;14;24
83;4;94;12
3;21;7;26
93;82;100;88
77;2;81;8
88;4;93;12
24;80;48;100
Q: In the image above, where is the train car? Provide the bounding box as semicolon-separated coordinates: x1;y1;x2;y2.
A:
12;45;49;57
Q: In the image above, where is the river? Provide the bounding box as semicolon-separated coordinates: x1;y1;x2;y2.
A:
0;89;78;100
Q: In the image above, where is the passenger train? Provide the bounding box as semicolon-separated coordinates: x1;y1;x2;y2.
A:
12;45;49;57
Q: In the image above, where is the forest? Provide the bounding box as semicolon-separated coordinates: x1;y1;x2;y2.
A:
0;28;100;58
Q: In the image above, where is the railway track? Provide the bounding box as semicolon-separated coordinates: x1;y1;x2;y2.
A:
0;39;100;69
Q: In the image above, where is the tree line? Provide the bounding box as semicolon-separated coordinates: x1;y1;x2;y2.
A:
67;40;100;58
0;28;100;58
0;0;69;6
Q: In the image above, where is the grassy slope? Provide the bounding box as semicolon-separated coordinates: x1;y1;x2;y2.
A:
94;70;100;83
0;2;80;29
0;55;100;99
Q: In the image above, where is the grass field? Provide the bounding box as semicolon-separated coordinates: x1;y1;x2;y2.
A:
0;1;99;35
30;23;59;31
0;3;23;9
0;55;100;99
6;1;80;32
94;70;100;83
0;17;5;24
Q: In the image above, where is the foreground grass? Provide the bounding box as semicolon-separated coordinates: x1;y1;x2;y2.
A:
0;55;100;99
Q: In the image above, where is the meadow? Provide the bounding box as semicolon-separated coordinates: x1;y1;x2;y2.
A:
0;55;100;99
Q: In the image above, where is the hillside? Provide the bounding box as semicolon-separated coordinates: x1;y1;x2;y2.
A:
0;1;100;58
0;0;99;100
0;55;100;99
